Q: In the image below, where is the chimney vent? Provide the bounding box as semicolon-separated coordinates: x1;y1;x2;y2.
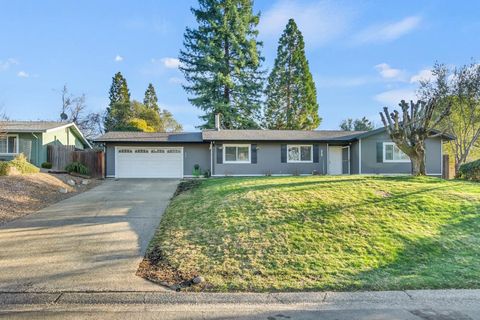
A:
215;114;221;131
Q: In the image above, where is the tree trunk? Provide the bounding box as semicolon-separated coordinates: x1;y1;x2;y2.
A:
410;151;426;176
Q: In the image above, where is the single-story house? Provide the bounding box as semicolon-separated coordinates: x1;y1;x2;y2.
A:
0;121;91;166
94;127;454;179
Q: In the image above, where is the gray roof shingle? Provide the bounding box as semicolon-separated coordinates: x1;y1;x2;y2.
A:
202;129;366;141
0;121;70;132
94;131;204;142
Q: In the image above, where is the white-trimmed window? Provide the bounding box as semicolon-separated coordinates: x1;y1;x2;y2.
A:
287;145;313;163
223;144;250;163
0;135;19;155
383;142;410;162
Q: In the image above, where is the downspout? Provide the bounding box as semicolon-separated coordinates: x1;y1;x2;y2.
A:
210;141;213;177
31;133;39;166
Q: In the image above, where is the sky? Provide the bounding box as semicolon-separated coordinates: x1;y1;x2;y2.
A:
1;0;479;131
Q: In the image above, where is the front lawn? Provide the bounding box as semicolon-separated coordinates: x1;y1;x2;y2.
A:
139;175;480;292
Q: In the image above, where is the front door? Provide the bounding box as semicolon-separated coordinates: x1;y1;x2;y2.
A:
329;146;350;175
328;146;343;175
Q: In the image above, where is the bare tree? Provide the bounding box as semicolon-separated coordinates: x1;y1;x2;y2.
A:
0;107;8;139
58;84;104;139
418;62;480;173
380;99;451;176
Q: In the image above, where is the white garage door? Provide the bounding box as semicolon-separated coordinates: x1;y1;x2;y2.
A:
115;147;183;178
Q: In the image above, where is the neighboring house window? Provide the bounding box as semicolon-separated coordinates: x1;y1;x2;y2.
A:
287;145;313;163
223;144;250;163
0;135;18;154
383;142;410;162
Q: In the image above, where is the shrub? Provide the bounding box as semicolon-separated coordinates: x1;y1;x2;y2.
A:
458;159;480;181
65;162;89;175
0;154;40;176
192;164;201;178
41;162;53;169
203;169;211;178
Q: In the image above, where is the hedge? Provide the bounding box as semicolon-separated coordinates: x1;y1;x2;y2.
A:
458;159;480;181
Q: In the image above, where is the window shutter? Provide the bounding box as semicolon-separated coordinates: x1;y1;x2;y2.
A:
281;144;287;163
313;144;319;163
251;144;257;164
376;142;383;163
216;144;223;164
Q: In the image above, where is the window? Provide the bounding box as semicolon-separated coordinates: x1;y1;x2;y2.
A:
118;149;133;153
223;145;250;163
0;135;18;154
383;142;410;162
135;149;149;153
287;145;312;163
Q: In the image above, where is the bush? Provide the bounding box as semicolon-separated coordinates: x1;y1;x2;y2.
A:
65;162;89;175
458;159;480;181
192;164;201;178
0;154;40;176
41;162;53;169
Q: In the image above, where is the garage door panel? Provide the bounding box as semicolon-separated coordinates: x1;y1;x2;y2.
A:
116;147;183;178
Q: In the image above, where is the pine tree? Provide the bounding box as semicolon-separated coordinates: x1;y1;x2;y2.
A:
143;83;159;111
179;0;264;129
104;72;131;131
264;19;320;130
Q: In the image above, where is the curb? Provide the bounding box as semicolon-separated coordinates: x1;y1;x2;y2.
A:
1;290;480;306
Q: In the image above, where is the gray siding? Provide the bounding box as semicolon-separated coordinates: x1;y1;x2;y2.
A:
213;142;327;176
359;131;443;176
350;141;359;174
104;143;210;177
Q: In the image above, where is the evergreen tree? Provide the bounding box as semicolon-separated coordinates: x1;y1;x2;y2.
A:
179;0;264;129
340;117;374;131
104;72;131;131
264;19;320;130
143;83;159;111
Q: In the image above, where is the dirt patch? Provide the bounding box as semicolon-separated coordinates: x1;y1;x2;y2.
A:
173;179;202;197
0;172;102;225
136;245;205;291
375;190;391;198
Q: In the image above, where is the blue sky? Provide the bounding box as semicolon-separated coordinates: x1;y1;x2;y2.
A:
1;0;479;130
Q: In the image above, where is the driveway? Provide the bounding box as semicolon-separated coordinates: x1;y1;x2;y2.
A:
0;179;178;292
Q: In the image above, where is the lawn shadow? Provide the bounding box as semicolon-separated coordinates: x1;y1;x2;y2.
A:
350;204;480;291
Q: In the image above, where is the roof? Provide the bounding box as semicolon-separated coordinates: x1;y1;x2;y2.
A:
0;121;92;148
94;131;204;143
0;121;70;132
93;127;456;144
202;129;366;141
354;127;456;141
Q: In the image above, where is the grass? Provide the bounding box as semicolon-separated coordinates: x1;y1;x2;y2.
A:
143;175;480;292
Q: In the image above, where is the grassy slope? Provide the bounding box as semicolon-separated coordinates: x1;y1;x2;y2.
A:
148;176;480;292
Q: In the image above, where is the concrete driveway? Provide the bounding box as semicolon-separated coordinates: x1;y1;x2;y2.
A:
0;179;178;292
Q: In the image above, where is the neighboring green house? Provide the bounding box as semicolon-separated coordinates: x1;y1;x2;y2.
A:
0;121;91;167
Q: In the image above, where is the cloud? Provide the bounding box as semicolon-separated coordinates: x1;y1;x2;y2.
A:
374;88;418;107
114;55;123;62
0;58;19;71
259;0;354;46
410;68;435;83
354;16;422;44
374;63;404;80
17;71;29;78
159;57;181;69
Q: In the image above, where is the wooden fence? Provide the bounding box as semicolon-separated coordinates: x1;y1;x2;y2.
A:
47;145;105;178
